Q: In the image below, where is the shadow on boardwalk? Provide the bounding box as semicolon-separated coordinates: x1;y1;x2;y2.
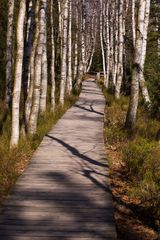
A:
0;79;116;240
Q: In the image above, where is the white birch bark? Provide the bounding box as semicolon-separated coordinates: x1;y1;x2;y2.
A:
100;0;107;87
125;0;146;130
67;0;72;95
10;0;26;147
87;45;95;73
81;0;87;73
6;0;14;105
139;0;151;105
73;4;79;80
113;1;118;87
132;0;136;47
50;0;56;112
28;0;46;134
59;0;68;105
25;0;39;127
105;0;110;88
40;28;48;114
23;0;34;99
109;0;115;85
58;0;63;59
115;0;124;99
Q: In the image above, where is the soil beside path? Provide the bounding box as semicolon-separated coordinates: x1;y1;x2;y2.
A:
0;79;116;240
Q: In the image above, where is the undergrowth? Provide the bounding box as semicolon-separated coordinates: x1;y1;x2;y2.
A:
99;79;160;222
0;94;78;204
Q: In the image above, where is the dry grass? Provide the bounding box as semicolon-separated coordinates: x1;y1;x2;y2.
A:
0;93;78;204
98;81;160;240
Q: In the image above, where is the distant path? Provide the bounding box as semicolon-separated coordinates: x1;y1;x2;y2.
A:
0;79;116;240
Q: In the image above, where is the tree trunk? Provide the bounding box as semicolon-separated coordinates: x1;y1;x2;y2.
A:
81;0;87;73
66;0;72;95
50;0;56;112
73;4;78;80
100;0;107;87
105;0;110;88
25;0;39;128
113;0;118;88
23;0;34;100
132;0;136;47
28;0;46;134
10;0;26;147
139;0;151;105
40;28;48;114
115;0;124;99
59;0;69;105
125;0;147;131
6;0;14;106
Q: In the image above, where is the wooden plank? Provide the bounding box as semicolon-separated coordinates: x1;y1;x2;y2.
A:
0;80;116;240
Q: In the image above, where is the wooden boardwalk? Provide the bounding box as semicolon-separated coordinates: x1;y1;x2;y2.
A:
0;79;116;240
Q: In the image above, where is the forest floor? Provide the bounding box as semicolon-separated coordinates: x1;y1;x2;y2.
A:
100;81;160;240
108;147;159;240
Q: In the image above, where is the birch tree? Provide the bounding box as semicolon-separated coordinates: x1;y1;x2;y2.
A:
125;0;150;130
81;0;87;73
139;0;151;105
10;0;26;147
50;0;56;112
28;0;47;134
25;0;39;127
59;0;69;105
73;3;79;80
100;0;107;87
115;0;124;99
6;0;14;106
66;0;72;95
40;27;48;114
23;0;34;100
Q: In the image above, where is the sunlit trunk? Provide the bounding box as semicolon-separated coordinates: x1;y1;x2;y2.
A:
10;0;26;147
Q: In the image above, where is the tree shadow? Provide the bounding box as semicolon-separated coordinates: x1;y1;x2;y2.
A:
46;135;107;168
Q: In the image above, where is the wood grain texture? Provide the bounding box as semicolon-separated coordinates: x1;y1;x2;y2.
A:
0;79;116;240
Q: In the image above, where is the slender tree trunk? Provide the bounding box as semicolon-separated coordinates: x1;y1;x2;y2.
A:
139;0;151;105
87;45;95;72
113;1;118;87
59;0;69;105
115;0;124;99
87;6;97;72
105;0;110;88
81;0;87;73
25;0;39;128
73;5;78;80
67;0;72;95
23;0;34;100
109;1;115;86
50;0;56;112
40;28;48;114
125;0;147;131
100;0;107;87
10;0;26;147
6;0;14;106
28;0;46;134
58;0;63;59
132;0;136;47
